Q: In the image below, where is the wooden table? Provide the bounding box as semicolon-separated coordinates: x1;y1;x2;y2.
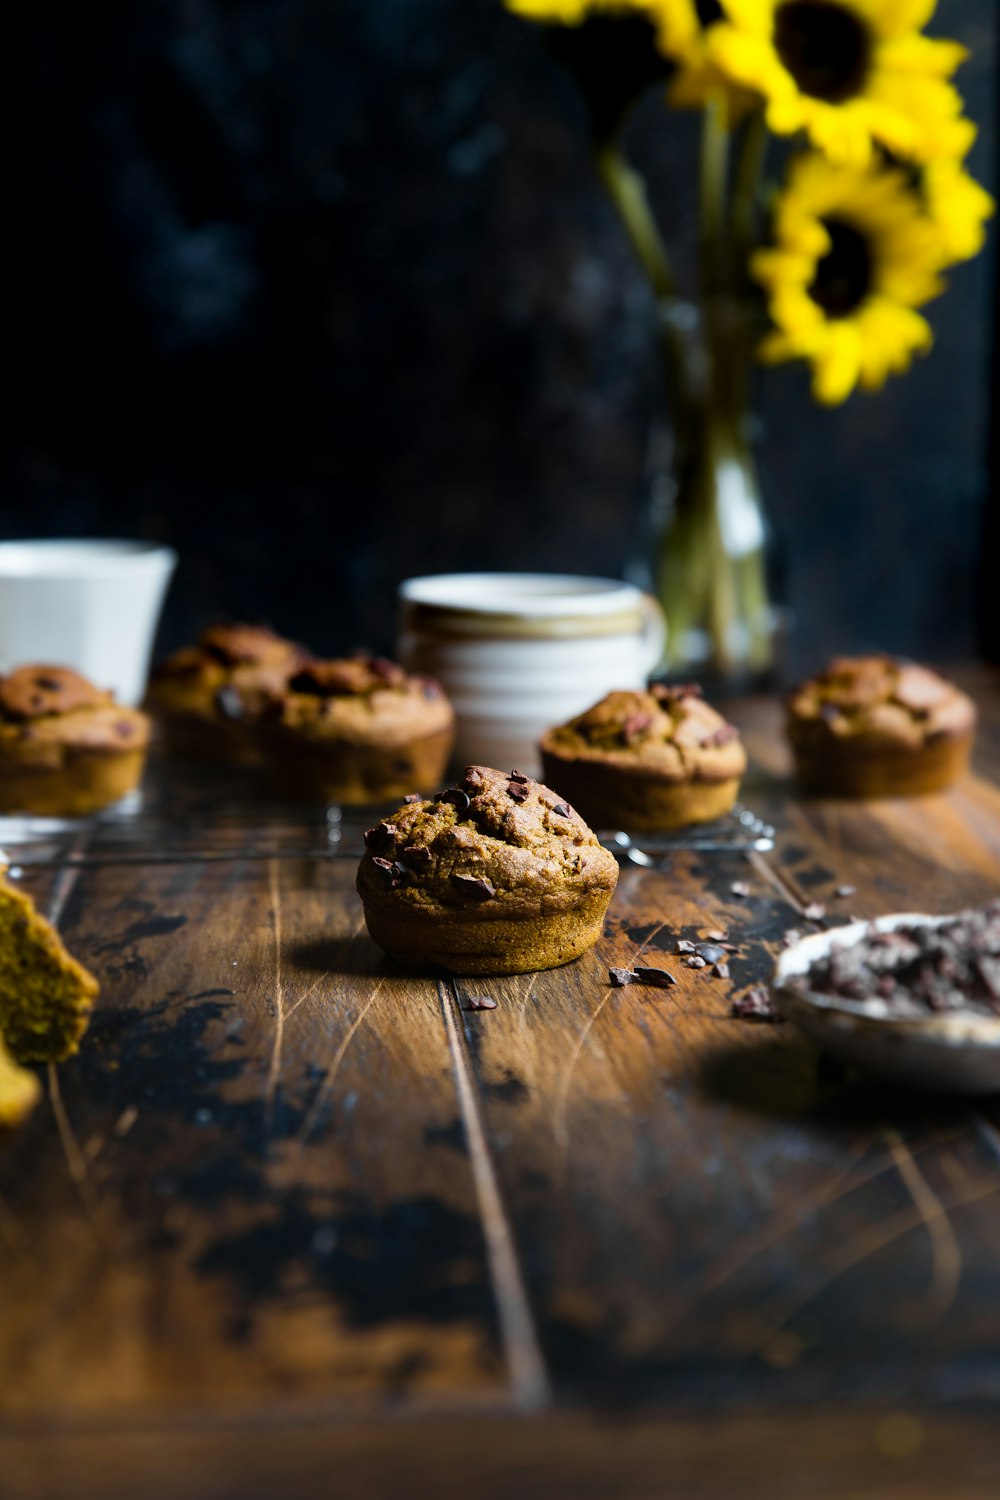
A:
4;675;1000;1499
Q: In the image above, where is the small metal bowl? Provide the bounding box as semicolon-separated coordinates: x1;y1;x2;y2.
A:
773;914;1000;1095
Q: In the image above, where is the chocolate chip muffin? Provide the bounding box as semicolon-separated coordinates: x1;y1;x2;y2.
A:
0;666;150;816
786;656;976;796
539;686;746;832
146;623;308;763
356;765;619;974
263;655;454;804
0;872;99;1062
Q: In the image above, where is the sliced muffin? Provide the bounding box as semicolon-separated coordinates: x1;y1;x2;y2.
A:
539;685;746;831
0;874;99;1063
786;656;975;796
0;665;150;816
356;764;619;974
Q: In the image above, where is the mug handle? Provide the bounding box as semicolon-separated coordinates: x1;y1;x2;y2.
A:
639;592;667;680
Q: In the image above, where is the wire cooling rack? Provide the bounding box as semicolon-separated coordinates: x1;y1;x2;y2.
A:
0;766;774;869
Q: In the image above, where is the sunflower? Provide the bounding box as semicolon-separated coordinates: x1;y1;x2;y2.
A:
706;1;969;166
920;155;995;264
752;152;946;403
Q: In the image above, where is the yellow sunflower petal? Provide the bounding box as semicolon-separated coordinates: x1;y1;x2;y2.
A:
877;33;968;77
719;0;773;37
755;151;950;402
709;0;974;165
812;323;865;405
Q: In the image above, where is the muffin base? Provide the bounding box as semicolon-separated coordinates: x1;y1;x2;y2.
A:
153;714;267;767
791;731;972;798
0;749;147;817
361;887;612;976
540;751;741;832
265;725;454;805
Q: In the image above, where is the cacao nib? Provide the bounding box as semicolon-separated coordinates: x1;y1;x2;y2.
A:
608;968;635;987
461;995;497;1011
452;874;496;901
633;966;677;988
731;987;783;1023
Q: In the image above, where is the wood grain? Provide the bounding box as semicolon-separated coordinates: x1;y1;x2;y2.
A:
3;673;1000;1493
0;856;505;1420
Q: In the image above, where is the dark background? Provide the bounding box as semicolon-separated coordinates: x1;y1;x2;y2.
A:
4;0;996;673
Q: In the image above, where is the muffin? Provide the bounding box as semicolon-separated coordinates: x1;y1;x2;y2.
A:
786;656;976;796
0;665;150;816
146;623;308;763
539;685;746;832
0;873;99;1063
0;1035;40;1129
262;655;454;804
356;764;619;974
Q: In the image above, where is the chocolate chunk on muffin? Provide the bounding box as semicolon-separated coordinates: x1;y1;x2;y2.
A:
539;686;746;831
147;623;308;763
0;665;150;816
786;656;976;796
262;654;454;804
356;765;619;974
0;873;99;1062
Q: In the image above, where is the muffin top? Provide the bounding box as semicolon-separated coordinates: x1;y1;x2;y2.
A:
356;765;618;916
0;665;149;751
540;687;746;784
787;656;976;750
148;623;308;721
269;655;453;747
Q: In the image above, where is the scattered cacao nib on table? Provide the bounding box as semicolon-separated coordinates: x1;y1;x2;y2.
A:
460;995;497;1012
731;987;784;1023
633;966;677;989
696;943;727;964
788;903;1000;1019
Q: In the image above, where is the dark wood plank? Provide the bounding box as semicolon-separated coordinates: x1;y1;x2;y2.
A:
5;673;1000;1461
0;856;507;1421
3;1410;1000;1500
450;678;1000;1404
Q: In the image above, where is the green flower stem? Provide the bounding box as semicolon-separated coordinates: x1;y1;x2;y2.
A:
655;96;774;680
698;94;730;297
593;139;696;417
732;110;767;289
594;140;678;302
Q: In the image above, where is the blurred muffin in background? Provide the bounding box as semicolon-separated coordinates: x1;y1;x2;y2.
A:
262;654;454;805
786;656;976;796
0;664;150;816
539;684;745;831
147;623;308;764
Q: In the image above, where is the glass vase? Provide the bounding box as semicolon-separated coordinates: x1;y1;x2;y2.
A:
649;299;779;689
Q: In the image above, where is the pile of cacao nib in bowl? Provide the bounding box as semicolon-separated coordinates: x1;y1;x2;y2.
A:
790;901;1000;1022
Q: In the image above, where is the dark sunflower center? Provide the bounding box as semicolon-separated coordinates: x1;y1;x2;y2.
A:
809;219;872;317
774;1;871;103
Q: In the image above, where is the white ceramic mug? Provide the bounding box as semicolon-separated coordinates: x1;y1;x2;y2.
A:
0;539;177;706
398;573;666;772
